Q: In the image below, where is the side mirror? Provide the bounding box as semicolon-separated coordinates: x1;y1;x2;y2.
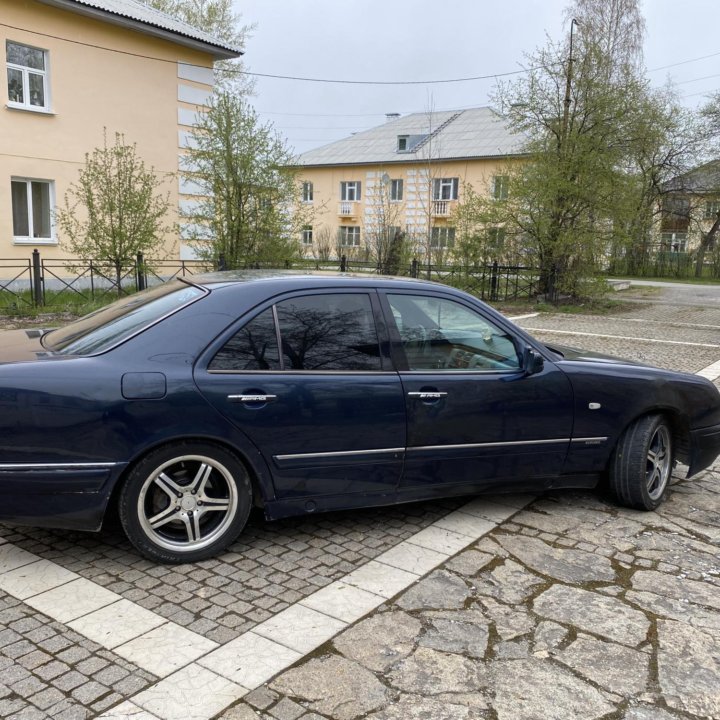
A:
522;346;544;376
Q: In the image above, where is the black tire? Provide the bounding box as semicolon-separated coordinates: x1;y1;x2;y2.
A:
608;414;673;511
118;442;252;563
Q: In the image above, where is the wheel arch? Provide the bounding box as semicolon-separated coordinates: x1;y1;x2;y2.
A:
104;433;274;528
607;405;690;472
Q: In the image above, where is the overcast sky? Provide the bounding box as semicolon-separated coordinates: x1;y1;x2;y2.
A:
232;0;720;155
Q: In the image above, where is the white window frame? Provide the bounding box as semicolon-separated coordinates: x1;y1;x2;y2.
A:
487;227;506;248
11;177;55;244
430;226;455;249
339;225;361;247
390;179;403;202
660;232;687;252
6;41;50;113
432;178;459;201
340;181;361;202
705;200;720;220
301;225;313;245
493;175;509;201
302;181;313;203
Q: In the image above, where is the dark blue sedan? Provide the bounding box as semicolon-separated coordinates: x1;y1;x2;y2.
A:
1;272;719;562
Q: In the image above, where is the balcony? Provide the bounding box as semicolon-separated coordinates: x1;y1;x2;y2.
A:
432;200;451;216
338;201;358;217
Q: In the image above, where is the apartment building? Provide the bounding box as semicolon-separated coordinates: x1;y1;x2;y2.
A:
296;107;525;261
1;0;241;261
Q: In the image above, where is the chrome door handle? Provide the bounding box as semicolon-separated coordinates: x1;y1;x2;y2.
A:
408;391;448;400
227;394;278;403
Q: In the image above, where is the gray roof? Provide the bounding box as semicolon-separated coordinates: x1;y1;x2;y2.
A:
665;159;720;194
297;107;527;167
39;0;242;59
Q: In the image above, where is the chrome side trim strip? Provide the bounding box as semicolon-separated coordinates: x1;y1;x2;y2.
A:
407;438;571;452
571;436;608;443
0;463;120;470
275;447;404;461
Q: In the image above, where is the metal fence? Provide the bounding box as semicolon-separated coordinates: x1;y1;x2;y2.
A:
0;250;537;309
0;251;212;308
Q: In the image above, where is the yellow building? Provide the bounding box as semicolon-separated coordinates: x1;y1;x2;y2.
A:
296;108;525;262
1;0;240;262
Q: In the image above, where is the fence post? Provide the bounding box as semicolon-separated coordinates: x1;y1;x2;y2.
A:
340;255;347;272
31;249;43;306
490;260;499;301
136;252;146;291
411;259;418;278
217;253;226;271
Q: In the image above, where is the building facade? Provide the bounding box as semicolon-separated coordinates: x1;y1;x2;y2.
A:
1;0;240;262
296;108;525;263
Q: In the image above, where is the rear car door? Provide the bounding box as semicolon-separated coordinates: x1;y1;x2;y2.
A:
381;291;575;493
194;290;406;502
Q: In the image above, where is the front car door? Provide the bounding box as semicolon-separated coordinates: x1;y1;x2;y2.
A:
194;290;406;512
380;290;574;494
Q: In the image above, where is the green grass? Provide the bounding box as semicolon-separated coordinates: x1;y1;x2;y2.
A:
0;287;130;322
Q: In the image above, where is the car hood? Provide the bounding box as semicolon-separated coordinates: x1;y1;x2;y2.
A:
544;342;642;367
0;329;53;363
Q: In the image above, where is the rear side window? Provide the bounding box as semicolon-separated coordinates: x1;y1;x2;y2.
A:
209;293;382;372
209;308;280;371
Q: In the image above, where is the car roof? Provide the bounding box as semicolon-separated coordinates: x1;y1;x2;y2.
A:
188;269;457;292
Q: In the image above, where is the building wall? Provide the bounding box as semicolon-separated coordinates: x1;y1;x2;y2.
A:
298;157;514;260
0;0;216;262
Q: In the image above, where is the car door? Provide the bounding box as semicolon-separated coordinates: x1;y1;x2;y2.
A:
380;290;574;492
194;290;406;501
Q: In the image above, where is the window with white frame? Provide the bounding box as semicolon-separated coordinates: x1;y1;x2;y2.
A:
339;226;361;246
432;178;459;201
340;181;361;202
492;175;509;200
430;226;455;249
6;41;49;111
11;178;53;242
487;227;506;249
301;225;313;244
660;232;687;252
390;179;403;201
302;181;313;203
705;200;720;219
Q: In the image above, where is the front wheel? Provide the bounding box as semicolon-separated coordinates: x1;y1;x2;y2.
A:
608;414;674;511
119;442;252;563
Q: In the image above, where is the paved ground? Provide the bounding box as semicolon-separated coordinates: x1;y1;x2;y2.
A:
0;282;718;719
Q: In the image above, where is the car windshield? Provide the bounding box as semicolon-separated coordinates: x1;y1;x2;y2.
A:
42;280;206;355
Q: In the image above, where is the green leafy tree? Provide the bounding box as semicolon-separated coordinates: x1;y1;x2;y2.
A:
56;132;174;294
183;93;309;267
454;0;685;300
144;0;254;92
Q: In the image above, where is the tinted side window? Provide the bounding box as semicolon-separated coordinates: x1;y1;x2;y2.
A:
209;308;280;371
277;294;381;371
387;294;519;371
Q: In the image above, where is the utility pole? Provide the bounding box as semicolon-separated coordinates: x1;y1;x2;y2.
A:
561;18;579;144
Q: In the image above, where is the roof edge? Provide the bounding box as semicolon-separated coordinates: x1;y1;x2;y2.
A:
294;152;530;169
38;0;242;60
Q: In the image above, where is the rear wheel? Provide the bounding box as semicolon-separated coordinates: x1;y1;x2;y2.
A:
119;442;252;563
608;414;673;511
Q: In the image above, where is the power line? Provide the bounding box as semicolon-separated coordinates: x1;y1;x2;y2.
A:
648;51;720;73
0;20;533;85
244;68;532;85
